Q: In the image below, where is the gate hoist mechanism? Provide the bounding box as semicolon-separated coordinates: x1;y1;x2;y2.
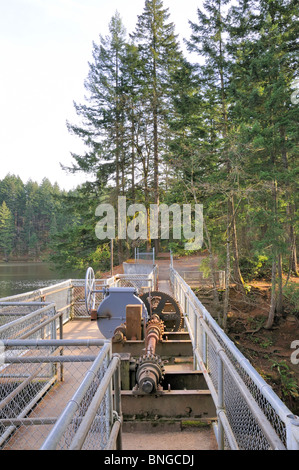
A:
84;267;183;394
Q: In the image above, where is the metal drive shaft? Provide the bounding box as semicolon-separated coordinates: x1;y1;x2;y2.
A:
136;315;165;394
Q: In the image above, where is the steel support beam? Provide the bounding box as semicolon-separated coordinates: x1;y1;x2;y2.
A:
112;340;193;357
120;389;216;419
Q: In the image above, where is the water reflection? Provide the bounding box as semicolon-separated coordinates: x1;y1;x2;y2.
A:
0;262;82;298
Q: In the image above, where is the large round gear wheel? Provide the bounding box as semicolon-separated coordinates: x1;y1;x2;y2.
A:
139;291;183;331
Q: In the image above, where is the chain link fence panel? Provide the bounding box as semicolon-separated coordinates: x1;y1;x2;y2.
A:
0;339;119;450
170;266;299;450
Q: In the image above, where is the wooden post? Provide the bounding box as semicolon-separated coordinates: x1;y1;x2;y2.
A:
126;304;142;340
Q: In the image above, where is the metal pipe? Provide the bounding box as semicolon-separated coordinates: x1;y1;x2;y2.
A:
146;329;159;355
3;355;99;363
59;315;64;380
136;317;165;394
113;355;122;450
217;356;224;450
0;312;43;316
39;281;72;297
18;310;63;339
217;410;239;450
3;339;108;347
0;302;52;306
0;280;71;302
105;416;123;450
0;417;57;426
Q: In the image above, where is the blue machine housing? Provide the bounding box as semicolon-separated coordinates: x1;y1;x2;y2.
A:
97;287;148;338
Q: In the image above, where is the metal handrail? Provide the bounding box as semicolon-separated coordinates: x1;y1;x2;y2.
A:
169;265;299;450
135;247;155;264
0;280;72;303
0;302;58;341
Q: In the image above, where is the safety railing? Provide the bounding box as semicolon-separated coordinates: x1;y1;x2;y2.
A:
0;339;122;450
0;302;58;341
169;266;299;450
134;247;155;264
116;266;158;291
182;270;225;290
0;280;73;326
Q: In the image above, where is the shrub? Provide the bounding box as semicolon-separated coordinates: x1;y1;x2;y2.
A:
283;282;299;313
239;254;270;281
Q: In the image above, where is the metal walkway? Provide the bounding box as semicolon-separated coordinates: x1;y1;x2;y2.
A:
64;319;218;451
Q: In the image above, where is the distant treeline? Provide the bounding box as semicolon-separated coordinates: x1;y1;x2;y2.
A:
0;174;75;260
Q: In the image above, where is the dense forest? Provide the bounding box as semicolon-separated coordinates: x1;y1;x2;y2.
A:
0;174;77;261
1;0;298;333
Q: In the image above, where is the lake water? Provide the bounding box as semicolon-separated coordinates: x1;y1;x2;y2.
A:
0;262;82;298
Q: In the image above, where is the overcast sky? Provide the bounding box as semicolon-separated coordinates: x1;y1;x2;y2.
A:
0;0;202;190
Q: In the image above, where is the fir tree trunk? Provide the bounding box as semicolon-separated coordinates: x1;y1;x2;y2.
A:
203;218;222;323
266;180;279;329
290;225;298;276
153;38;160;255
229;195;245;290
276;252;283;315
131;109;136;203
266;256;277;329
153;102;160;255
280;127;298;276
223;210;231;332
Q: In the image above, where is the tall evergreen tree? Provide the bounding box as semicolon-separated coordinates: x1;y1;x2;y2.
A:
131;0;183;250
120;42;148;205
0;201;14;260
66;11;129;262
66;11;127;196
0;174;26;255
185;0;247;327
229;0;299;326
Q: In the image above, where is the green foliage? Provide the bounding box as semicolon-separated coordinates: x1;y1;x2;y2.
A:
270;359;299;399
283;282;299;312
92;244;112;274
239;254;270;281
0;175;74;260
199;258;212;279
0;201;14;259
47;186;115;274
